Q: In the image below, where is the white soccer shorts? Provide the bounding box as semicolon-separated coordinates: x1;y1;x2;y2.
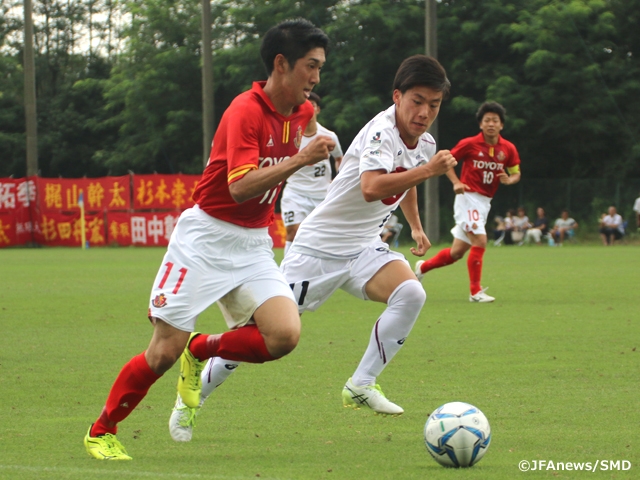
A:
450;191;492;244
148;205;295;332
281;241;409;313
280;189;324;227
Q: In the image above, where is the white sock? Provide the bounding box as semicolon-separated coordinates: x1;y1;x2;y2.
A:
200;357;241;400
351;280;426;387
284;241;292;256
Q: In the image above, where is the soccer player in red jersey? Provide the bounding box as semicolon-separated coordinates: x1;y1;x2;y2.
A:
415;102;521;302
84;19;335;460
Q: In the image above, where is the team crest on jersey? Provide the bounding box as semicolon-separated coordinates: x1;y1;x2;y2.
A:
370;132;382;147
152;293;167;308
497;151;506;161
293;125;303;149
267;135;274;147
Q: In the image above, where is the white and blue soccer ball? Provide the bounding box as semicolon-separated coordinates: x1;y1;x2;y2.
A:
424;401;491;468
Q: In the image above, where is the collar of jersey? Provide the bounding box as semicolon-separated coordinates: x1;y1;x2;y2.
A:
252;81;301;120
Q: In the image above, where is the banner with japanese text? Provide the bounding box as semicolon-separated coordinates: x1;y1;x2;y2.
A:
132;174;199;211
35;176;131;212
0;173;286;249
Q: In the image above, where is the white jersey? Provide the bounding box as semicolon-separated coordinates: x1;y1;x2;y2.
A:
633;197;640;214
291;105;436;258
283;123;343;200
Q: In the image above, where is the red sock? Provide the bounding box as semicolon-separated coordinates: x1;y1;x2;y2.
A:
420;247;456;273
467;246;485;295
91;352;161;436
189;325;276;364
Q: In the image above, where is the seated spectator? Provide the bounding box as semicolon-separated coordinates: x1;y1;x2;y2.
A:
599;206;625;245
503;209;515;245
551;209;578;245
493;215;506;246
380;214;402;246
511;206;531;245
524;207;549;245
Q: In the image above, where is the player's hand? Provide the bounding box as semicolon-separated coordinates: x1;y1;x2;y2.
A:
497;172;511;185
425;150;457;176
452;181;470;195
410;229;431;256
298;135;336;165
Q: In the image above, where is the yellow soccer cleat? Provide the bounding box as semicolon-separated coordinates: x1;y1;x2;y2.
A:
84;425;132;460
177;332;206;408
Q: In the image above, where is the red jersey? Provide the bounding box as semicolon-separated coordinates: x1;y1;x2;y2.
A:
451;132;521;198
193;81;313;228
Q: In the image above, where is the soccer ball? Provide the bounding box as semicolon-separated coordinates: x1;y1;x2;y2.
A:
424;401;491;468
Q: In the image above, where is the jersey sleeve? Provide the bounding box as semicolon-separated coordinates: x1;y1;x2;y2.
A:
330;131;343;158
359;126;396;175
506;142;521;168
225;102;261;185
450;137;472;162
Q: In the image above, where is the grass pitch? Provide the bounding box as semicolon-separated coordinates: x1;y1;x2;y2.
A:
1;244;638;479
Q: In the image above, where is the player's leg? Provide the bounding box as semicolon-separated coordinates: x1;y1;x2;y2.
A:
464;231;491;298
415;193;479;280
285;223;300;256
342;247;425;415
86;319;188;459
169;356;241;442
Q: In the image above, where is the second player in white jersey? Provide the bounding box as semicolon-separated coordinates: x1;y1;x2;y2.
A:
283;123;342;200
280;92;343;254
292;105;435;258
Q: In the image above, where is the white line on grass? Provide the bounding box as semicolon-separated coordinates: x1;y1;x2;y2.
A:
0;465;288;480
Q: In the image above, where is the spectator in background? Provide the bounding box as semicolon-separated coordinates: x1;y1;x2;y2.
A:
503;209;515;245
524;207;549;245
633;192;640;232
551;209;578;245
599;205;625;245
511;206;531;245
493;215;506;246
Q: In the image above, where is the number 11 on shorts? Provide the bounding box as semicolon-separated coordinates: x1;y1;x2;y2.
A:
158;262;188;294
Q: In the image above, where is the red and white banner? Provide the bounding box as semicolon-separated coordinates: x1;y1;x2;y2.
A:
0;174;285;248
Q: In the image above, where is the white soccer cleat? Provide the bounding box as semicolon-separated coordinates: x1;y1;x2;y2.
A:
414;260;425;281
169;393;201;442
469;287;495;303
342;378;404;415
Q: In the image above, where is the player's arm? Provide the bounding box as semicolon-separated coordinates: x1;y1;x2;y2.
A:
447;140;471;194
360;150;457;202
399;187;431;256
333;155;343;172
497;164;521;186
229;135;336;204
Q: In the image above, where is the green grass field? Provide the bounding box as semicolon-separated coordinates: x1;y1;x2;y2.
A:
1;245;638;479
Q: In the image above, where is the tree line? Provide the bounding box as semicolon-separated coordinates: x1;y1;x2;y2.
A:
1;0;638;181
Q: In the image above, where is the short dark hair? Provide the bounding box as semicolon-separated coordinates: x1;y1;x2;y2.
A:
392;55;450;97
260;18;329;75
476;101;506;124
308;92;321;106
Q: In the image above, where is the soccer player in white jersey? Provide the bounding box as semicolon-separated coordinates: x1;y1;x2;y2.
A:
168;55;458;441
281;92;343;254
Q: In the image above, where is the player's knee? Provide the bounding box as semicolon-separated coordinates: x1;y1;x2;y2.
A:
269;329;300;358
146;345;182;375
391;279;427;311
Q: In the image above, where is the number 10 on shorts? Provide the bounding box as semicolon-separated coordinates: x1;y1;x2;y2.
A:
467;209;480;222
